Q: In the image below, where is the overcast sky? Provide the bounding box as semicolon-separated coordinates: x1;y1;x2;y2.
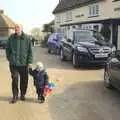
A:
1;0;59;33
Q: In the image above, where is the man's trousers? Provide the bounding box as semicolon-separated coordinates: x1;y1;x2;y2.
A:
9;65;28;97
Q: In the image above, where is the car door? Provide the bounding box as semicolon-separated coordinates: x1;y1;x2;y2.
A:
110;51;120;88
63;32;74;59
65;38;74;59
61;37;68;56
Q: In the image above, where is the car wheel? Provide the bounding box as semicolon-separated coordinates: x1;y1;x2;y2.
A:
56;48;60;55
104;68;112;89
72;53;79;67
48;48;51;53
60;49;65;60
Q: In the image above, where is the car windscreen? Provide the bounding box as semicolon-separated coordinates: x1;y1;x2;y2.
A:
74;31;97;43
93;31;105;41
74;31;105;43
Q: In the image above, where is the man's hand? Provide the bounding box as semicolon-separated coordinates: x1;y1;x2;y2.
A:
28;64;32;68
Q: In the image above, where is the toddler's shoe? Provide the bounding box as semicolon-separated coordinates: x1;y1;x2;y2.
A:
38;95;45;103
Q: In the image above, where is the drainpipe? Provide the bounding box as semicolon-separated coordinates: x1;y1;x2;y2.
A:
110;24;113;44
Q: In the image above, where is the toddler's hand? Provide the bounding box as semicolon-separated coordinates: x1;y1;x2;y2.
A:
45;85;49;88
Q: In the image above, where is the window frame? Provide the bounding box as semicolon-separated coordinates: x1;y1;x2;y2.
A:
65;11;72;22
88;3;100;17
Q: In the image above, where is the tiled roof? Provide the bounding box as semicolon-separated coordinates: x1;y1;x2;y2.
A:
53;0;103;14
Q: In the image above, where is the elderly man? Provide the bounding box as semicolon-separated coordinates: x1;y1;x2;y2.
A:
6;24;33;103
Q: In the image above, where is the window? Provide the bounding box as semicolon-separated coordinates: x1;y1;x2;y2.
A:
89;4;99;17
56;15;61;23
65;11;72;22
89;26;92;29
94;25;99;32
67;26;70;30
72;26;76;28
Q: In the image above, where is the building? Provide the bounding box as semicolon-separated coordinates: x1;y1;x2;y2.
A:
53;0;120;49
0;10;15;41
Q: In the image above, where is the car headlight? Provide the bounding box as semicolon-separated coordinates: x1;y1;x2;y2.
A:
111;58;119;62
77;46;88;52
111;46;116;53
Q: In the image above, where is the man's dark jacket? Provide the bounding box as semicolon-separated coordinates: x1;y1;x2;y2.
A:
6;32;33;66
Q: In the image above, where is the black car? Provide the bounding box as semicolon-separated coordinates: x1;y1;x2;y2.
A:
0;40;7;49
104;50;120;89
60;30;116;67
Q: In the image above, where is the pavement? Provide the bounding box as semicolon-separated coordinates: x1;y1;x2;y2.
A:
0;47;120;120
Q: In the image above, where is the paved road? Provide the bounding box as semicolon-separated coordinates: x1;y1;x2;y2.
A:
0;47;120;120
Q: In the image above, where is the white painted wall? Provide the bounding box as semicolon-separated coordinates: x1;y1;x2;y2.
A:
54;0;120;28
113;1;120;18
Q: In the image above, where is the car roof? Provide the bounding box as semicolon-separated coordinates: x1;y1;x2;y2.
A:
67;29;96;32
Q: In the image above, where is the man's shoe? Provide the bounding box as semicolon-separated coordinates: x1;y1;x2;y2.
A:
10;97;17;104
20;95;25;101
16;95;18;100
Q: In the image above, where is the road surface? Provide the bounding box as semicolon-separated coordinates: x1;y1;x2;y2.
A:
0;47;120;120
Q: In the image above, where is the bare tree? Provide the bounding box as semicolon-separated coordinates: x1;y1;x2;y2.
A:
31;28;43;41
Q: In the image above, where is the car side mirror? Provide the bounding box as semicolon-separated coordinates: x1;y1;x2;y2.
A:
115;50;120;59
67;38;72;43
53;39;58;42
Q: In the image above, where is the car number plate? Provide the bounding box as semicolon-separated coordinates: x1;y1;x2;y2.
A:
95;53;108;58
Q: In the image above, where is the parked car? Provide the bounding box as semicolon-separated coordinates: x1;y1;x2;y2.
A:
60;29;116;67
104;50;120;89
47;33;63;54
0;40;7;49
